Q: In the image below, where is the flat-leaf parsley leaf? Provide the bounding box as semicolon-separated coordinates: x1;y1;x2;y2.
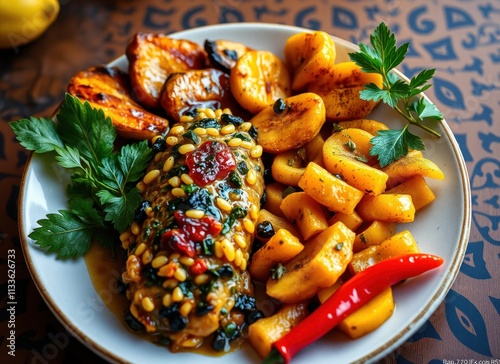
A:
349;22;443;167
10;94;153;258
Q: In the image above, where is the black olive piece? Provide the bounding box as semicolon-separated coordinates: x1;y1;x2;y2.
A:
237;160;249;175
195;303;215;316
221;113;244;127
234;294;257;313
134;200;151;224
142;264;163;286
183;109;199;118
159;304;188;332
217;264;234;278
273;98;287;114
211;329;228;352
151;136;167;153
116;275;128;295
245;310;264;325
256;220;275;239
124;309;145;332
259;190;267;207
248;125;258;140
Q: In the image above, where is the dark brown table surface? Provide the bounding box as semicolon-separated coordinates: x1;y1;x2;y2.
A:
1;0;499;363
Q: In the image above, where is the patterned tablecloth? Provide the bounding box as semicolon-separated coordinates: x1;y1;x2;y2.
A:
1;0;499;363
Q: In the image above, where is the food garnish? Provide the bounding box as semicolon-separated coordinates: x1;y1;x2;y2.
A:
10;94;152;258
262;253;444;363
349;22;443;167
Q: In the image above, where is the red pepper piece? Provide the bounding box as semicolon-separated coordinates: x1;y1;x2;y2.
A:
160;211;222;257
186;140;236;186
191;258;208;275
263;253;444;364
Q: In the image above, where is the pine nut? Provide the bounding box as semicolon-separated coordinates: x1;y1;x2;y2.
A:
221;124;236;135
142;249;153;265
249;204;259;220
119;230;131;242
166;136;178;146
143;169;160;185
246;169;257;185
170;125;185;135
179;256;194;266
162;293;172;307
206;127;220;136
151;255;168;269
179;301;193;317
180;115;194;123
227;138;242;147
216;197;232;212
135;242;146;256
240;141;254;150
162;278;178;289
194;273;210;286
204;108;216;118
141;297;155;312
185;209;205;219
234;249;243;267
178;144;195;155
215;240;224;258
243;218;255;234
171;187;187;198
239;122;252;132
136;181;146;193
169;176;181;188
174;267;187;282
172;286;184;302
234;234;246;249
193;127;207;136
181;173;194;185
240;257;248;271
221;238;235;262
250;145;263;158
163;156;175;172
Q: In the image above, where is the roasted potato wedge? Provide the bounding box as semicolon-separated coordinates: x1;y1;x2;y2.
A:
204;39;254;73
160;68;244;122
307;61;383;121
249;92;326;153
284;30;337;91
230;50;292;114
126;32;209;110
67;66;169;140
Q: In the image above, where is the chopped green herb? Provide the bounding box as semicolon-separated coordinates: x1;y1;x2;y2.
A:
270;263;287;280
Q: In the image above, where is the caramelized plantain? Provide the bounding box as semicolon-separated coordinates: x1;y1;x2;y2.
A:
160;68;245;122
67;66;169;140
126;32;209;110
204;39;254;73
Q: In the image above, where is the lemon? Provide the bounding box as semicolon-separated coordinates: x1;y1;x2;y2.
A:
0;0;60;49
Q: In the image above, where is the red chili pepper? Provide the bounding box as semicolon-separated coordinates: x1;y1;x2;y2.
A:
262;253;444;364
191;258;208;275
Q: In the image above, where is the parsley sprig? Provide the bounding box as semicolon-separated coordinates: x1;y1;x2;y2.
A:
349;22;443;167
10;94;153;259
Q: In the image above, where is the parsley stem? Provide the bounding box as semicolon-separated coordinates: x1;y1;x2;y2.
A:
395;103;441;138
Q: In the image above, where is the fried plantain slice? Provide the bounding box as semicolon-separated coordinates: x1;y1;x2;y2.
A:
126;32;209;110
160;68;245;122
67;66;169;140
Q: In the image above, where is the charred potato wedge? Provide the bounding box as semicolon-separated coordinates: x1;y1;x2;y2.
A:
249;92;326;153
160;68;244;122
126;32;209;110
67;66;169;140
230;50;292;114
307;61;383;121
284;31;337;91
204;39;254;73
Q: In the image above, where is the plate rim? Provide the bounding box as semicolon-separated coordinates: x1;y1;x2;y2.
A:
17;21;471;364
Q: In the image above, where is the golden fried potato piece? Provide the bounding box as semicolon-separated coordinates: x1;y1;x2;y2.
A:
67;66;169;140
230;50;291;114
307;61;383;121
204;39;254;73
160;68;245;122
126;32;209;110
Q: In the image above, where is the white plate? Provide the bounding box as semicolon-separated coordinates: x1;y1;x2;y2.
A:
19;23;471;364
